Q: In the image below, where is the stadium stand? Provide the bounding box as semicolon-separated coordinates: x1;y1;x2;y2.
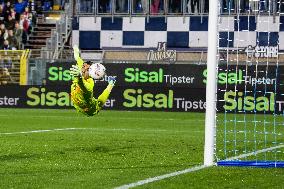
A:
0;0;71;85
1;0;284;85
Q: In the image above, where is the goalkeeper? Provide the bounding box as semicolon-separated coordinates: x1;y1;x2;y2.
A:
69;45;115;116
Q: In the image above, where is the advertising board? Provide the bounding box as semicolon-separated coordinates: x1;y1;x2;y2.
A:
2;63;284;113
1;85;284;113
46;62;282;90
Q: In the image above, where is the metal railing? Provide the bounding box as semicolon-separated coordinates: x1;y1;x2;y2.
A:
75;0;283;17
75;0;207;18
39;2;72;60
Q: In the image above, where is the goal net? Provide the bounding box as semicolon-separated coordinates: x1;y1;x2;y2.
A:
205;0;284;167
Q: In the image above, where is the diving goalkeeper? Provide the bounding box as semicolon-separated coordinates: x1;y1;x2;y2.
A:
69;45;115;116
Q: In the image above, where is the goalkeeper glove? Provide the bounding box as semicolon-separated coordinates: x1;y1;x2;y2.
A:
73;45;80;61
70;65;81;77
106;76;116;92
108;76;116;86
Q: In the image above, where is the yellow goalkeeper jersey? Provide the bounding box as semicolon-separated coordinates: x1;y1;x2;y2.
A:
70;56;99;116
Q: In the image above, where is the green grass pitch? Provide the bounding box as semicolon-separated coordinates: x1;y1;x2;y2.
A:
0;109;283;189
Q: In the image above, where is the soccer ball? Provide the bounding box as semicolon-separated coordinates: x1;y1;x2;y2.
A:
89;63;106;80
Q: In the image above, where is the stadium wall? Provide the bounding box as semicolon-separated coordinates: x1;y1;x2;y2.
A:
72;16;284;50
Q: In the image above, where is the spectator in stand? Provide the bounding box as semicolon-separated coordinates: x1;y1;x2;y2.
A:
191;0;200;13
34;0;42;13
42;0;53;11
19;14;29;32
99;0;109;13
23;6;30;17
10;7;16;19
170;0;181;13
3;1;11;22
19;14;28;43
14;21;22;48
150;0;160;14
22;6;33;31
7;29;17;49
0;68;13;85
0;23;5;37
0;30;4;49
15;0;28;20
0;5;5;24
142;0;149;13
5;14;15;30
3;28;8;40
3;39;12;50
117;0;126;12
60;0;65;10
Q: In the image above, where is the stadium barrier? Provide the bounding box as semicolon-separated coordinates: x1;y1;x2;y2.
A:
1;62;284;113
0;84;283;113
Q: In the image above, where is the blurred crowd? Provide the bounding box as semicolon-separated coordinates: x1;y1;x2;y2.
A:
0;0;65;51
0;0;36;50
0;0;64;85
78;0;284;14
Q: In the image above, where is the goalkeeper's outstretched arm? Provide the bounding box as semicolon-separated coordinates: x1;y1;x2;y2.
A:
73;45;84;68
70;45;94;93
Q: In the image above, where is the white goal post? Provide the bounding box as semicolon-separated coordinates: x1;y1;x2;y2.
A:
204;0;284;167
204;0;218;166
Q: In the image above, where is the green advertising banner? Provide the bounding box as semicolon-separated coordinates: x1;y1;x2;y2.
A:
0;85;206;112
45;62;203;88
1;62;283;113
1;85;284;113
45;62;282;91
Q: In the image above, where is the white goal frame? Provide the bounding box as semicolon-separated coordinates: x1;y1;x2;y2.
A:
204;0;218;166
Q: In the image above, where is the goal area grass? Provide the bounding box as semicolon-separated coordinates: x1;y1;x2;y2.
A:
0;109;283;188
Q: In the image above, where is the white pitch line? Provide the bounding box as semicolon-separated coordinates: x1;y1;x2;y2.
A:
114;165;208;189
0;128;80;135
114;144;284;189
0;128;202;135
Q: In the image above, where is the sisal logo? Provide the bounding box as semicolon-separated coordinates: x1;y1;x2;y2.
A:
0;96;20;106
223;90;275;112
48;66;73;81
122;88;206;111
203;69;276;85
48;66;117;83
124;68;163;83
27;87;72;106
123;89;173;108
124;67;195;86
26;87;116;108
